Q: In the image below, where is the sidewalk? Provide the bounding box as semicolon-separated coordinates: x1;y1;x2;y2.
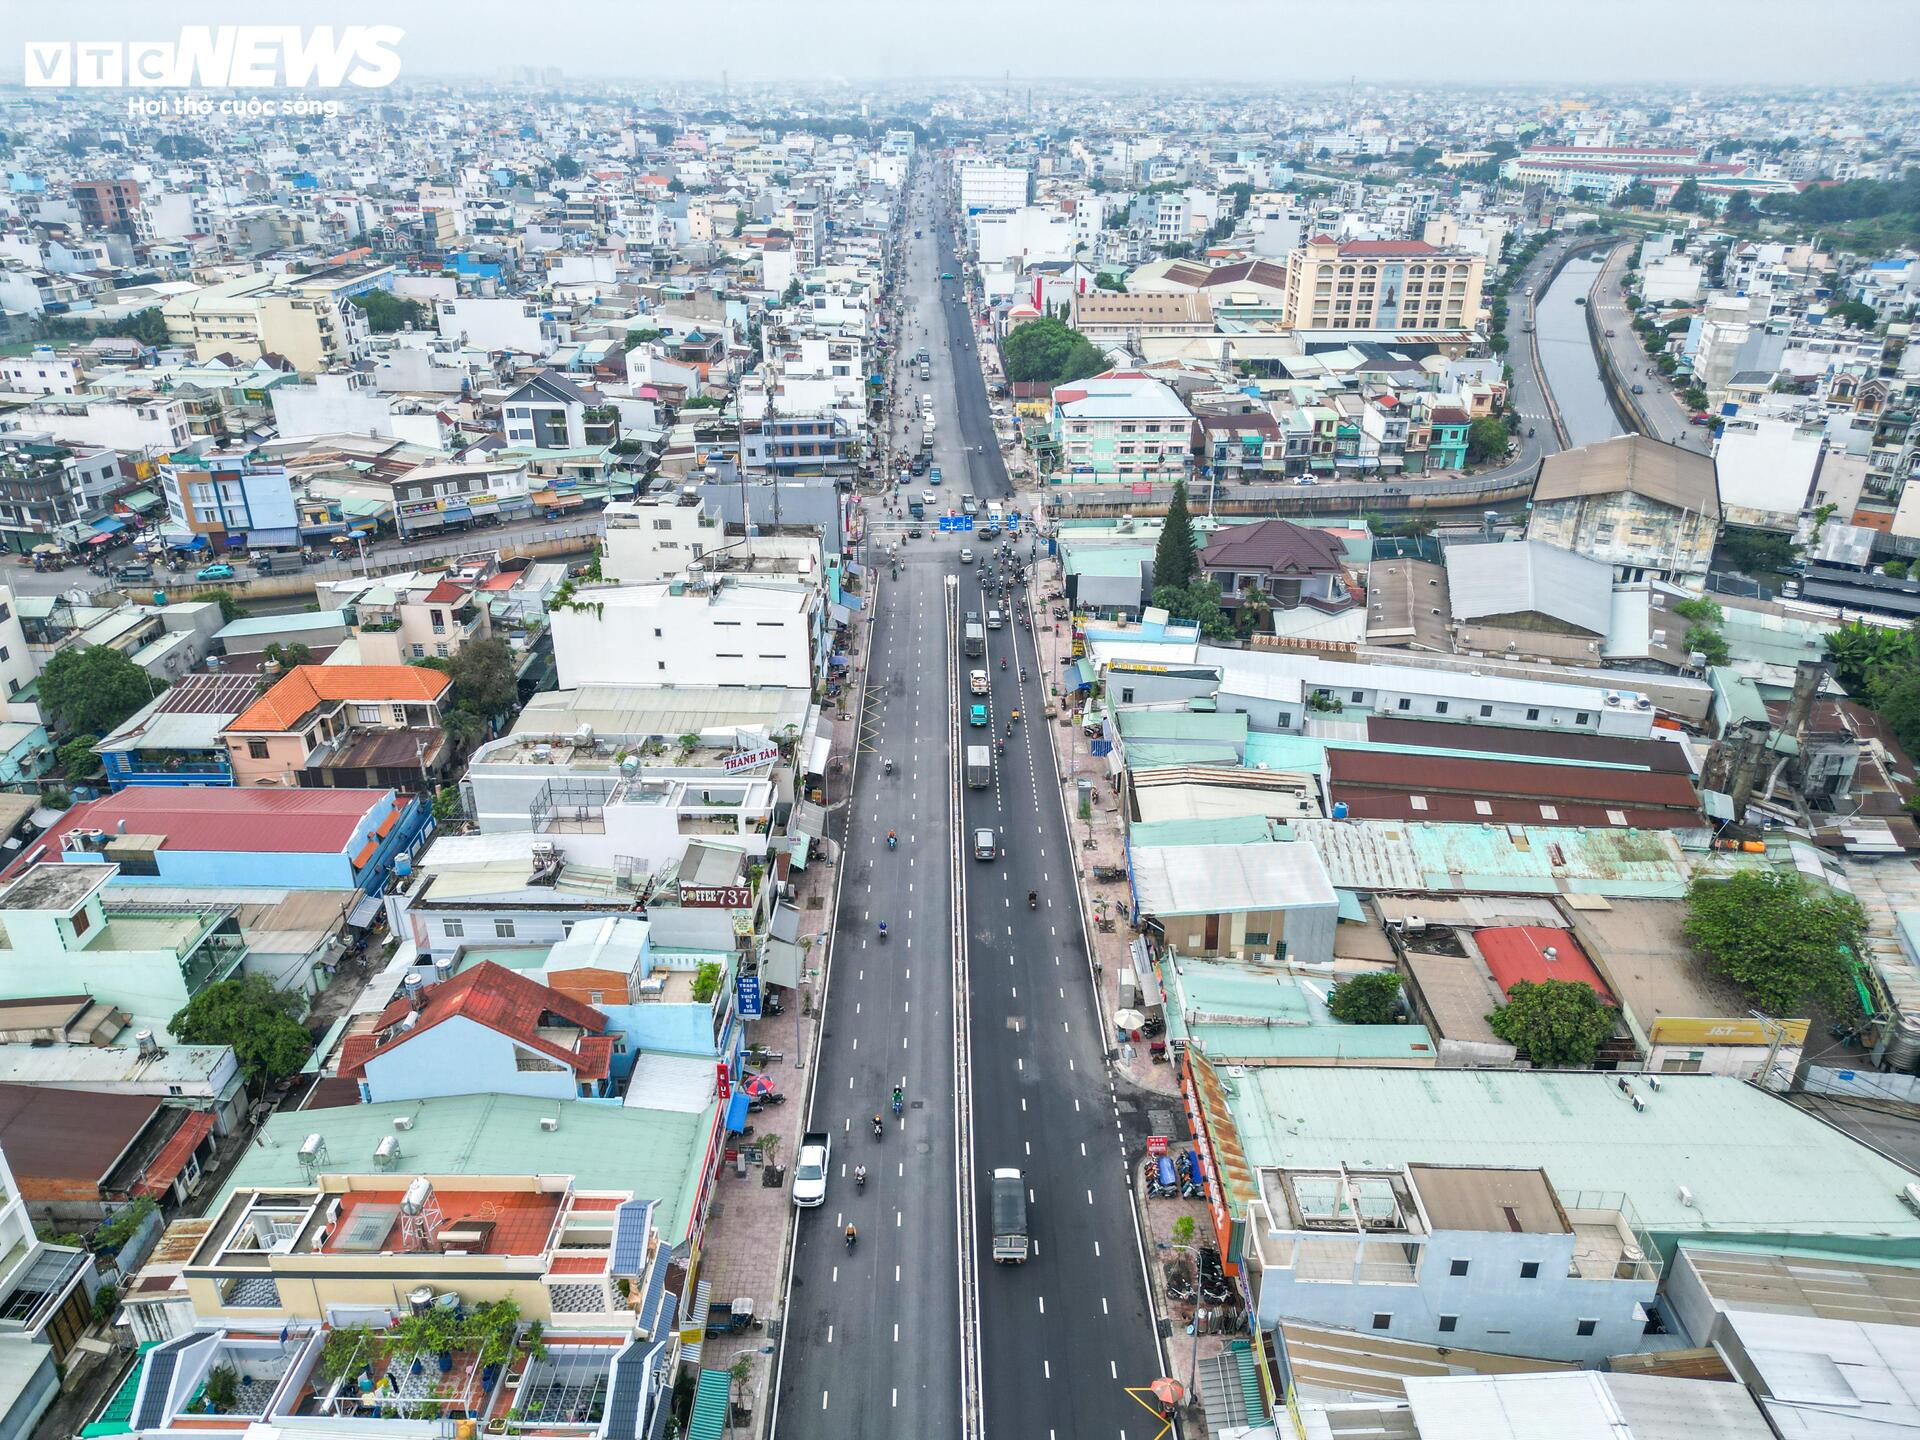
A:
693;565;877;1434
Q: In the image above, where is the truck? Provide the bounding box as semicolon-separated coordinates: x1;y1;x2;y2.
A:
792;1131;831;1208
963;622;984;657
908;499;926;520
991;1168;1029;1263
966;744;991;789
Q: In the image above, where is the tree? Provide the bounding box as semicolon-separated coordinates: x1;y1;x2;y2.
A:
1670;178;1701;213
1487;979;1616;1068
169;975;313;1085
1827;620;1915;699
57;735;100;780
350;290;426;334
731;209;745;238
37;646;155;738
553;155;581;180
1724;192;1756;223
449;637;518;719
1150;581;1232;639
1328;972;1402;1025
1613;182;1656;209
110;308;170;346
780;279;803;306
263;641;313;669
192;589;250;624
1828;299;1878;330
1409;145;1441;173
1153;480;1197;591
1872;665;1920;758
1684;871;1866;1015
1001;316;1107;386
1094;271;1125;292
1466;415;1512;464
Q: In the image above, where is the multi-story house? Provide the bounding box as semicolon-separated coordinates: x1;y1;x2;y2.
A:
1527;435;1721;585
389;460;532;539
93;672;281;789
0;1137;95;1431
1199;519;1355;620
1048;370;1194;484
71;178;143;235
220;664;453;791
1282;236;1485;333
549;570;823;691
0;434;120;549
14;393;192;456
500;370;621;451
158;453;300;552
599;492;725;583
162;262;389;374
352;571;494;665
0;863;247;1037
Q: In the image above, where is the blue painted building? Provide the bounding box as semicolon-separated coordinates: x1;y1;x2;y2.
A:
93;672;261;790
17;785;429;896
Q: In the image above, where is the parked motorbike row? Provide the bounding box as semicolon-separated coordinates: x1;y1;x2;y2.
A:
1146;1147;1208;1201
1165;1242;1238;1310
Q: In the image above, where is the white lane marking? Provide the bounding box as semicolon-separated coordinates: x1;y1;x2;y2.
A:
827;1325;833;1344
821;1391;828;1410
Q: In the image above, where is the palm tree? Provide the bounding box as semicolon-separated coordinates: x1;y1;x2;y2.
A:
442;709;483;760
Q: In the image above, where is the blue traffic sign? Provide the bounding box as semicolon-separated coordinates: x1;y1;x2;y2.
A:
736;972;763;1021
939;515;974;532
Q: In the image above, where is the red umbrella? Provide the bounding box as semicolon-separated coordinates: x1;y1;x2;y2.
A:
742;1073;780;1098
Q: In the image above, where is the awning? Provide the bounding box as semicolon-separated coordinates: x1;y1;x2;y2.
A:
167;534;208;551
90;515;127;535
1073;659;1096;689
245;527;301;549
345;890;385;928
829;653;850;669
805;734;832;776
135;1110;216;1198
829;603;851;627
86;532;114;546
119;488;161;514
724;1091;751;1134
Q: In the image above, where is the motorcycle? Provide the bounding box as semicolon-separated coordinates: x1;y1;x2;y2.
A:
884;758;895;775
887;832;897;850
1027;891;1038;910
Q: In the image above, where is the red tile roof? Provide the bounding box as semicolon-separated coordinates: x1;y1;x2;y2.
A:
422;578;468;605
344;962;610;1078
1475;927;1616;1006
228;665;450;734
7;788;403;878
1428;407;1471;425
135;1110;216;1198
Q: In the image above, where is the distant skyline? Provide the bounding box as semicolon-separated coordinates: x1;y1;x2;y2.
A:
0;1;1916;88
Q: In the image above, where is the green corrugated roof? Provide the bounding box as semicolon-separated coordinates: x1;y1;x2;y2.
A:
1126;742;1245;771
1113;709;1247;743
223;1095;715;1244
1129;815;1278;848
1064;546;1154;577
686;1368;734;1440
1161;957;1434;1060
82;1342;158;1436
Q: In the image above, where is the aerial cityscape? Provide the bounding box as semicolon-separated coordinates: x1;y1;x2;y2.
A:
0;6;1913;1440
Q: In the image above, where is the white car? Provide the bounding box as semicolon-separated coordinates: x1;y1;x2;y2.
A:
791;1134;830;1208
959;547;975;564
922;489;937;505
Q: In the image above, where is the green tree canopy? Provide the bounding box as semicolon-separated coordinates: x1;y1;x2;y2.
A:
1149;580;1233;639
1153;480;1198;591
1328;972;1402;1025
449;637;519;719
1000;316;1107;385
169;975;313;1084
350;290;426;334
1487;979;1616;1068
37;645;156;738
1683;871;1867;1015
192;589;250;624
1669;178;1701;212
1466;415;1512;464
1827;299;1878;330
57;735;100;780
553;155;581;179
1826;619;1913;698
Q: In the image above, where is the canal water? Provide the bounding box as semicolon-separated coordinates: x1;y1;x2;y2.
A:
1533;255;1626;450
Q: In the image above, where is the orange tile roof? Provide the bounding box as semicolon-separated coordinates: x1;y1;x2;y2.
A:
227;665;450;734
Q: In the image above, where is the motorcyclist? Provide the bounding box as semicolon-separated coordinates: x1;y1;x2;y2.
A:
855;1164;868;1189
892;1085;904;1113
872;1114;885;1138
845;1224;858;1248
887;829;897;849
1028;890;1038;909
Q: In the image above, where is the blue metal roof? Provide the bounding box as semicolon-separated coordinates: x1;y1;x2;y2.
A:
612;1197;656;1275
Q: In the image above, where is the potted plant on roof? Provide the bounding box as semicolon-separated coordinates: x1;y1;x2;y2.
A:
390;1303;462;1376
469;1298;523;1393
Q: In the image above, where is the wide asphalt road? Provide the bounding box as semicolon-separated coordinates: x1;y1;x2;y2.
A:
1591;242;1712;454
935;159;1171;1440
770;162;963;1440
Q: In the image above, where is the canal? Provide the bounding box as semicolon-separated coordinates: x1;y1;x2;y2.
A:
1533;254;1625;450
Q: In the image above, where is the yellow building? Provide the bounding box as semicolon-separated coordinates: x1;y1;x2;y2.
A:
163;261;393;373
1282;236;1484;333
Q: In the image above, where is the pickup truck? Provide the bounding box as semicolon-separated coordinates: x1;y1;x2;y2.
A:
792;1131;831;1208
991;1168;1029;1263
970;669;989;695
966;744;991;789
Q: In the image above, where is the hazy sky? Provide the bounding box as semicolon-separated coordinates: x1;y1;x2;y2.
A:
2;0;1917;88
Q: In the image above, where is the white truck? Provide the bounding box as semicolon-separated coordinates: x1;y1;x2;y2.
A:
966;744;991;789
991;1168;1029;1263
791;1131;831;1208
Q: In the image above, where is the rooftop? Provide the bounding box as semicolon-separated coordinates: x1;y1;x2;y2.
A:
11;787;397;874
1473;926;1617;1006
226;664;449;733
1219;1067;1920;1242
1132;841;1335;918
1533;434;1720;517
225;1094;714;1243
1444;539;1613;637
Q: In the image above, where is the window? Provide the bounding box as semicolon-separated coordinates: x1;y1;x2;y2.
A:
356;704;381;723
70;908;91;938
168;1084;183;1096
411;644;425;658
1244;931;1270;946
1449;1258;1470;1277
1371;1313;1391;1331
494;919;516;939
1525;708;1540;721
1435;701;1448;715
1520;1261;1540;1279
1397;698;1411;711
435;644;449;658
1438;1315;1458;1333
247;740;269;759
1121;688;1135;704
1350;690;1364;703
443;918;465;937
514;1046;563;1073
589;990;603;1005
1575;712;1590;726
1576;1319;1597;1337
1480;704;1493;718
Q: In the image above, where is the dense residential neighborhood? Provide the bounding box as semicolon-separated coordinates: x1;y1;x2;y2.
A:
0;11;1913;1440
